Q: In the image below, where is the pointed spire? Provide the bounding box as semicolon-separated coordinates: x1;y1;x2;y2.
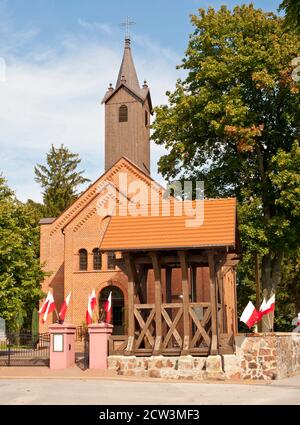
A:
116;38;140;92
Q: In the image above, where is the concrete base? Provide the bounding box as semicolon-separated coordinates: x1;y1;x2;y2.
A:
205;355;225;380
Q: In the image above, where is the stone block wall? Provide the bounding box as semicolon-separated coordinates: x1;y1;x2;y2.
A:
108;333;300;381
108;355;224;381
234;332;300;380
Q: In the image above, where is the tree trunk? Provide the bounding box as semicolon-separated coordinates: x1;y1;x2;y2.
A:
261;251;283;331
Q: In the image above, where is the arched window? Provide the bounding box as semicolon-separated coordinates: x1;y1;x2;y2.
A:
107;252;116;270
145;110;148;126
99;285;124;335
119;105;128;122
79;249;88;271
93;248;102;270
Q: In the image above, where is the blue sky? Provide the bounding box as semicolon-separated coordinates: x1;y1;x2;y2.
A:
0;0;280;202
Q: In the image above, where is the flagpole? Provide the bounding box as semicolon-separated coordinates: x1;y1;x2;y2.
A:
54;307;61;323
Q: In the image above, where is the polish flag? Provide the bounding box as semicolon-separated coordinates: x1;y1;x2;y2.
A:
104;291;112;324
38;292;52;316
41;292;56;324
91;289;97;310
59;292;71;322
258;294;275;320
240;301;260;329
86;294;93;325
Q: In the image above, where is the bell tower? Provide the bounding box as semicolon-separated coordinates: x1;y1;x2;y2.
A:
102;38;152;175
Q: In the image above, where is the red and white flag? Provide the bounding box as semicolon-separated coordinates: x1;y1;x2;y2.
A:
240;301;260;329
59;291;71;322
38;291;52;316
258;294;275;320
86;294;93;325
104;291;112;324
91;289;97;310
41;292;56;324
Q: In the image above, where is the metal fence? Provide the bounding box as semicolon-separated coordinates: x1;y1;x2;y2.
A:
0;332;50;366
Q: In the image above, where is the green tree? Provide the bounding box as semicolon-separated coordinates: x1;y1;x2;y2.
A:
31;307;39;345
0;176;44;331
280;0;300;32
152;5;300;329
34;144;90;217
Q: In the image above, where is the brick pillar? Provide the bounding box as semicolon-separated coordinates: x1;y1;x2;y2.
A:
88;323;113;369
49;323;76;370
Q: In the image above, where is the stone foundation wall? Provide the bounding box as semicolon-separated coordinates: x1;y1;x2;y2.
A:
108;355;225;380
235;332;300;380
108;333;300;381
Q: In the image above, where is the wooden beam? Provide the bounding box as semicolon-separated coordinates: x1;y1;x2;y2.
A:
178;251;190;354
123;253;135;355
217;267;224;334
115;253;240;269
208;253;218;355
233;267;238;334
139;265;148;305
191;266;197;302
166;267;172;303
150;251;162;355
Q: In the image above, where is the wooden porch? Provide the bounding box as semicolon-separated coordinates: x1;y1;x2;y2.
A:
109;249;239;356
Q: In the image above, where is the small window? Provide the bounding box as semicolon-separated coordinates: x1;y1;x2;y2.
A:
119;105;128;122
145;110;148;126
107;252;116;270
93;248;102;270
79;249;88;271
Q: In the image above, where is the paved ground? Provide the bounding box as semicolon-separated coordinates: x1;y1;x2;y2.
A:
0;369;299;404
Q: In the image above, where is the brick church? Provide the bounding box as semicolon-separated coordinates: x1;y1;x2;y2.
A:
40;38;238;355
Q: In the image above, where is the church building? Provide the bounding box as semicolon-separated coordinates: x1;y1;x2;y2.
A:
40;37;240;357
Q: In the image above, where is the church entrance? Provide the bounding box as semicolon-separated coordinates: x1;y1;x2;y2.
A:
99;286;125;335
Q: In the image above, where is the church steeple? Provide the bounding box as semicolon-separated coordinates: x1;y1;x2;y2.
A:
102;38;152;175
116;38;140;93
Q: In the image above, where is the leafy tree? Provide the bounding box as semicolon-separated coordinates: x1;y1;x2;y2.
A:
31;307;39;345
0;176;44;331
35;144;90;217
280;0;300;32
152;5;300;329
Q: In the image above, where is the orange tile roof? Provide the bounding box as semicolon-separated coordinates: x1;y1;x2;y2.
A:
100;198;237;251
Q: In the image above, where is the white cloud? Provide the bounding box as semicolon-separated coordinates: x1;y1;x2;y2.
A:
78;19;113;35
0;16;183;203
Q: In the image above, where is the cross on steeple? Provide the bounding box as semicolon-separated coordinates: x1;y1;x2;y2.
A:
120;17;136;39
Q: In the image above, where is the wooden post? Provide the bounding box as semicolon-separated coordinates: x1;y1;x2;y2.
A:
208;253;218;355
178;251;190;354
233;267;238;334
139;265;148;305
217;267;224;334
191;265;197;337
165;267;172;348
124;253;135;355
150;252;162;355
191;266;197;302
166;267;172;304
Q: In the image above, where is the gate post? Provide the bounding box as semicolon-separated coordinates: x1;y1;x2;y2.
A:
49;323;76;370
88;322;113;369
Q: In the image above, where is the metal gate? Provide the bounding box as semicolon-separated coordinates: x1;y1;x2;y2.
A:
0;332;50;366
75;326;89;370
83;333;89;368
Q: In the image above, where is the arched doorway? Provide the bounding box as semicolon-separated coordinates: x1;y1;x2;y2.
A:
99;285;125;335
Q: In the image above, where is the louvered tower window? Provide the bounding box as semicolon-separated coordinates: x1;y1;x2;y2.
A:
119;105;128;122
